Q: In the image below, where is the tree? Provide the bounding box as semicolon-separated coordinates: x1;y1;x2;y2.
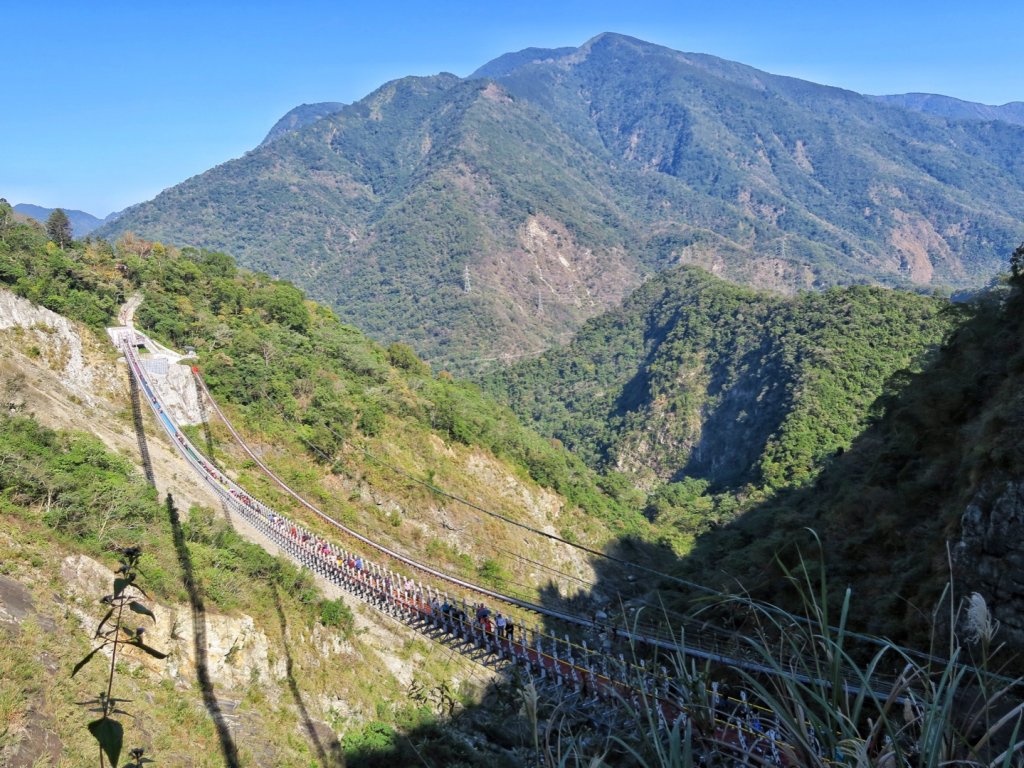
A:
1011;241;1024;283
0;198;12;242
387;342;429;374
46;208;73;249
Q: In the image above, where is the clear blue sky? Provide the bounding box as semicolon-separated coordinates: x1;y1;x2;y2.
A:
2;0;1020;217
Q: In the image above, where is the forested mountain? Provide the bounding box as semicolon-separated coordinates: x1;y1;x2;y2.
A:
0;213;647;572
872;93;1024;126
485;266;952;494
674;269;1024;649
13;203;107;237
97;33;1024;369
260;101;347;145
5;200;1024;763
0;214;651;764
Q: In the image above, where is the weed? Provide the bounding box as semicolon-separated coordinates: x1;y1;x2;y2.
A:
72;546;166;767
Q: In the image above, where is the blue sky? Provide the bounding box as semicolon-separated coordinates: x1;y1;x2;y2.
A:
2;0;1020;217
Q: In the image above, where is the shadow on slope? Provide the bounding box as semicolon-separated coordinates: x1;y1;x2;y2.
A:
330;534;687;767
271;585;344;767
166;493;241;768
343;277;1024;765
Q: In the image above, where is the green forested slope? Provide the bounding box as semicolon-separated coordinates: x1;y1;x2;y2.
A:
100;73;643;368
485;266;952;495
675;269;1024;646
0;214;653;763
0;405;534;767
7;204;1024;659
97;33;1024;369
871;93;1024;126
0;214;648;547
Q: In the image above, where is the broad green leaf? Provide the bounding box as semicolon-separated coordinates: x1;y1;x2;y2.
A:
113;577;130;597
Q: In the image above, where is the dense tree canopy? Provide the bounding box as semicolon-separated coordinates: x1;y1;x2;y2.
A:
486;266;952;496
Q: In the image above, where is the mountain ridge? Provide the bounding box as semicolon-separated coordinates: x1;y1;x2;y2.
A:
673;273;1024;649
13;203;112;237
97;32;1024;368
260;100;348;145
871;92;1024;126
484;265;951;495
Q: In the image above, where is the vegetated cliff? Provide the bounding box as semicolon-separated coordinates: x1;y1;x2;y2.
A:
485;266;952;496
0;215;643;559
97;33;1024;369
675;272;1024;651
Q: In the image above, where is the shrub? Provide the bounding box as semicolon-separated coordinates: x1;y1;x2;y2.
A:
319;598;354;635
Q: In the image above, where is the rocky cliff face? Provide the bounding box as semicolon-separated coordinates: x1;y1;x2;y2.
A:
0;289;120;408
956;479;1024;649
0;288;219;514
60;553;294;691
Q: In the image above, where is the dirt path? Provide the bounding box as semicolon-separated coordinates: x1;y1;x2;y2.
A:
117;292;143;327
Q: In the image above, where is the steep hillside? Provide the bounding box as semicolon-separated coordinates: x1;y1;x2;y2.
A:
97;33;1024;369
0;217;658;764
485;267;952;495
100;71;643;368
0;286;515;766
0;216;651;600
674;266;1024;649
261;101;347;145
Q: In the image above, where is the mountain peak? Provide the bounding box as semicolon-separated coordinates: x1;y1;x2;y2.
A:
578;31;661;51
98;32;1024;369
261;101;347;145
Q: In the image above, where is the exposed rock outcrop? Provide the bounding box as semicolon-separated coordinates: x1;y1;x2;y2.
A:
955;479;1024;649
60;554;295;691
0;289;120;407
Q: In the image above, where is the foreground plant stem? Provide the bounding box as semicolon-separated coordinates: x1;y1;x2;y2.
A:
100;596;127;768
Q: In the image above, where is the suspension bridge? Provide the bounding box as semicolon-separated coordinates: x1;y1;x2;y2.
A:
109;323;899;765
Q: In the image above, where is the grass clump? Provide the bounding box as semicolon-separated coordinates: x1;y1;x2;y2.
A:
579;546;1024;768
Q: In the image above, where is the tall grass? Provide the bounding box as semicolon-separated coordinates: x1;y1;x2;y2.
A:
538;547;1023;767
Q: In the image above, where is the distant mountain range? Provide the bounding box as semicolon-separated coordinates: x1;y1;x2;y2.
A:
871;93;1024;126
265;90;1024;146
97;33;1024;368
14;203;120;237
